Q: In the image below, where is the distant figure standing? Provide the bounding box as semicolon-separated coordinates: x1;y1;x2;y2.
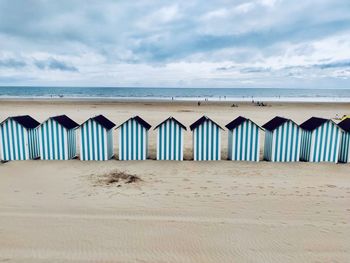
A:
198;101;201;106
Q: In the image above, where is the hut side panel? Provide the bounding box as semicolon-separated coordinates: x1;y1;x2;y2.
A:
157;119;184;160
107;130;114;159
228;120;260;162
119;119;148;160
80;120;111;161
265;121;300;162
28;128;39;160
67;128;77;159
339;132;350;163
0;119;30;160
263;130;273;161
193;120;221;161
309;122;341;163
300;130;312;161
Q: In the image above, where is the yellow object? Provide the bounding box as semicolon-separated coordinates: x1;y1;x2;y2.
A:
341;115;350;120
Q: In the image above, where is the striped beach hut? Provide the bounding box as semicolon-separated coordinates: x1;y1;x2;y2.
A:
0;115;40;160
154;117;186;160
300;117;342;163
117;116;151;160
338;118;350;163
226;116;262;162
262;116;301;162
39;115;79;160
80;115;115;161
190;116;223;161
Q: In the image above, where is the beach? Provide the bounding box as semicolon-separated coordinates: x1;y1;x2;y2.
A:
0;100;350;262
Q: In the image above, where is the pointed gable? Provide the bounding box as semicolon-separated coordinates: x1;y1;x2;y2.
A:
1;115;40;129
225;116;262;130
117;116;151;130
300;117;335;131
47;115;79;129
190;116;223;131
154;117;186;130
262;116;297;131
82;115;115;130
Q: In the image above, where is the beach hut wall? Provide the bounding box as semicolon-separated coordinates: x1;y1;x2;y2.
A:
300;117;341;163
0;115;40;160
226;116;262;162
117;116;151;160
190;116;223;161
262;116;301;162
80;115;115;161
154;117;186;160
338;118;350;163
39;115;79;160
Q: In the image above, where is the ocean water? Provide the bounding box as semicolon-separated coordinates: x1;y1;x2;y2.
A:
0;86;350;102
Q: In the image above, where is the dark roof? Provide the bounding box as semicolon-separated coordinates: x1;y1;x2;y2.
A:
190;116;224;131
300;117;331;131
1;115;40;129
82;115;115;130
225;116;262;130
116;116;151;130
338;118;350;133
262;116;297;131
50;115;79;129
154;117;187;130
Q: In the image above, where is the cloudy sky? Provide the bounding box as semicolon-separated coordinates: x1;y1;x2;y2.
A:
0;0;350;88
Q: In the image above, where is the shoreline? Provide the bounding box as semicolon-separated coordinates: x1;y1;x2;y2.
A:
1;97;350;103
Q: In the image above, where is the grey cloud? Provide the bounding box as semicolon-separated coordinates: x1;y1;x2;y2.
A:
0;58;26;68
34;58;78;72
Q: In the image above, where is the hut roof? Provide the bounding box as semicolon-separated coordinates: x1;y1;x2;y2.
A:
300;117;336;131
338;118;350;133
44;115;79;129
262;116;297;131
225;116;263;130
154;117;187;130
190;116;224;131
82;115;115;130
116;116;151;130
1;115;40;129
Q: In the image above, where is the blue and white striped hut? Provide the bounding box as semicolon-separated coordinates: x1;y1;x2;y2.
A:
262;116;301;162
117;116;151;160
80;115;116;161
300;117;342;163
190;116;223;161
39;115;79;160
226;116;262;162
154;117;186;161
338;118;350;163
0;115;40;161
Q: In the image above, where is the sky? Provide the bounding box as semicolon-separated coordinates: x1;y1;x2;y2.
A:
0;0;350;88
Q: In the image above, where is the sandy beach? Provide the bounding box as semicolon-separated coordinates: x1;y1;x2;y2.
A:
0;100;350;262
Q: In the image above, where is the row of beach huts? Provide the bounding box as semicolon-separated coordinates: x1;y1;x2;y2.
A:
1;114;350;163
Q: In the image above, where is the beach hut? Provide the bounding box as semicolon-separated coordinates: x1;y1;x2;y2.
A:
262;116;301;162
117;116;151;160
226;116;262;162
300;117;342;163
80;115;115;161
338;118;350;163
39;115;79;160
154;117;186;160
190;116;223;161
0;115;40;160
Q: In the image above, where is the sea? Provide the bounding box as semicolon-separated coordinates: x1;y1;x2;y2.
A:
0;86;350;102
